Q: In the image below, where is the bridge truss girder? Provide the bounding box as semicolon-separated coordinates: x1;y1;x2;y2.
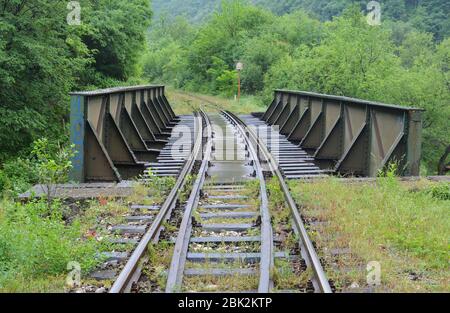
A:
262;90;423;177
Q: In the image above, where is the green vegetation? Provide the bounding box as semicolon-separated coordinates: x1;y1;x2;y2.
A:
183;273;259;292
0;198;109;292
289;177;450;292
32;138;76;208
266;176;310;291
145;0;449;174
144;169;176;203
0;179;164;292
425;182;450;201
0;0;152;192
153;0;449;41
166;88;265;115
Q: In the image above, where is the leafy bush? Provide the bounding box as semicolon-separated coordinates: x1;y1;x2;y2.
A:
0;158;38;196
32;139;75;185
0;199;104;289
0;138;75;198
144;169;176;202
426;183;450;201
0;170;7;194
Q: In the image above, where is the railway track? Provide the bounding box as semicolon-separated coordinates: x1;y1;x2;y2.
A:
102;108;331;293
223;111;331;293
107;112;204;293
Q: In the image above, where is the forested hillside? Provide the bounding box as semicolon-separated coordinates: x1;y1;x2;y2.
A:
152;0;449;40
145;1;449;174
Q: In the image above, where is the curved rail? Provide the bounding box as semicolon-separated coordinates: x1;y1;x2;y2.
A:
165;110;212;292
166;110;274;293
221;111;274;293
110;111;205;293
224;111;332;293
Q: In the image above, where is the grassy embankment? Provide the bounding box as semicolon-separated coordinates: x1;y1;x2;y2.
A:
0;183;156;292
289;177;449;292
165;88;266;115
0;198;120;292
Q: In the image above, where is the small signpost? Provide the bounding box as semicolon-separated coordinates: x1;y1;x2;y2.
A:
236;62;244;103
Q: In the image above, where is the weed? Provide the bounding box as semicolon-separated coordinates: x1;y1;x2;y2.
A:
143;169;176;203
32;138;75;210
272;259;312;291
144;241;175;290
179;174;194;203
183;273;259;292
424;182;450;201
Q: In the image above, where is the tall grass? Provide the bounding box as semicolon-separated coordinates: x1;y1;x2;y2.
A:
0;199;108;292
166;88;266;115
289;177;449;291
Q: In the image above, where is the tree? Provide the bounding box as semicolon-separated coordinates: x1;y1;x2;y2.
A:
264;7;399;99
82;0;153;81
186;0;274;92
399;31;434;68
0;0;152;164
0;0;90;162
438;145;450;175
31;138;75;209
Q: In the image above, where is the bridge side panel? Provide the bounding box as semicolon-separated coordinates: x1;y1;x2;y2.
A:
148;89;167;130
369;108;405;176
267;94;286;125
280;105;300;135
300;98;324;151
274;94;294;127
314;101;344;167
288;107;311;143
85;121;121;182
259;89;424;177
161;86;176;119
262;91;280;121
406;111;423;176
69;95;86;183
131;100;155;142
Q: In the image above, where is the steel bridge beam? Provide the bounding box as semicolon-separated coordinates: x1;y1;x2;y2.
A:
69;85;178;183
261;90;424;177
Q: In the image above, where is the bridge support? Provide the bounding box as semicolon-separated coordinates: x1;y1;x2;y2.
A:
262;90;424;177
69;85;178;183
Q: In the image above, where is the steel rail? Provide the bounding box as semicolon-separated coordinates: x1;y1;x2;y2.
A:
165;110;213;293
225;111;332;293
221;111;274;293
109;111;204;293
